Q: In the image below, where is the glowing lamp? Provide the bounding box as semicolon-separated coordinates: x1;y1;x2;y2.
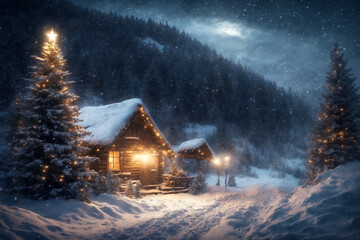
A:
224;156;230;165
214;158;220;166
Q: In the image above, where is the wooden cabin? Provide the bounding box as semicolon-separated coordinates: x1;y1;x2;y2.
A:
79;98;174;185
175;138;215;173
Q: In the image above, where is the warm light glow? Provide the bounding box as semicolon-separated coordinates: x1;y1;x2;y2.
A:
214;158;220;165
108;151;120;170
47;29;58;42
225;156;230;162
135;153;151;163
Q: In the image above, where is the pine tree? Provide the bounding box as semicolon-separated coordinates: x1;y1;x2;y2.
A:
189;171;207;195
6;29;94;200
227;171;237;187
106;172;120;194
125;180;134;197
306;43;360;183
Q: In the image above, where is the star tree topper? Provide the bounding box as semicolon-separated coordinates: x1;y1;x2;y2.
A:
47;29;58;42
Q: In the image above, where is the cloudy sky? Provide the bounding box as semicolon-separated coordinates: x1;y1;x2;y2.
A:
74;0;360;101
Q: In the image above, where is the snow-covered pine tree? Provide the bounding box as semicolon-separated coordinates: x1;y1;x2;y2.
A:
227;171;237;187
189;171;207;195
106;172;120;194
306;43;360;183
166;161;188;187
125;180;134;197
6;29;94;200
132;182;142;198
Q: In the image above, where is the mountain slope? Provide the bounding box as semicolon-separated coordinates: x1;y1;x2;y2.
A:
0;0;311;151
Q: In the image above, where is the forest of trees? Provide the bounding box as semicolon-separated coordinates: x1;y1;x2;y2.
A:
0;0;312;156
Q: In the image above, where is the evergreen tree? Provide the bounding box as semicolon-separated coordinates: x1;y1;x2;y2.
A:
106;172;120;194
125;180;134;197
6;29;94;200
189;171;207;195
227;171;237;187
306;43;360;183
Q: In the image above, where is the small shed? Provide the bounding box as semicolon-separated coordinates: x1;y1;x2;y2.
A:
175;138;215;173
79;98;174;185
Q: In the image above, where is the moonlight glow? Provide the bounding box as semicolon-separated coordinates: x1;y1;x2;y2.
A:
216;21;243;37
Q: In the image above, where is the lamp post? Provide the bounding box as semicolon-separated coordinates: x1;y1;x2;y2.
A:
214;158;220;186
224;156;230;187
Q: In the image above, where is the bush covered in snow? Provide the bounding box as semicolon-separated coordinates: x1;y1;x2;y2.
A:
125;180;141;198
189;171;207;195
227;171;237;187
91;173;121;195
165;163;189;188
132;182;141;199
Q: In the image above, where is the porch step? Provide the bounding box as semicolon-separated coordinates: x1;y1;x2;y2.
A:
162;189;190;194
140;188;190;196
159;186;188;191
142;184;161;190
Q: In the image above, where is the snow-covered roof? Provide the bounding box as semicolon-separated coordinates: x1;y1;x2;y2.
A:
79;98;142;145
175;138;208;153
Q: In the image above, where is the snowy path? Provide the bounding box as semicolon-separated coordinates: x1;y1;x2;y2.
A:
92;187;285;239
0;186;286;240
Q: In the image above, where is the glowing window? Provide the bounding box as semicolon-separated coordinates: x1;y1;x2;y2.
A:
108;151;120;170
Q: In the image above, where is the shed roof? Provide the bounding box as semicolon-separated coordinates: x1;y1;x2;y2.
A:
175;138;215;160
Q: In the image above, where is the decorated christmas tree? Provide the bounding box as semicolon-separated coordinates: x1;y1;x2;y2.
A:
306;43;360;183
6;29;94;200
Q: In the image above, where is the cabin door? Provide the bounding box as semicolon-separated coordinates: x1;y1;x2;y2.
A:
139;154;158;185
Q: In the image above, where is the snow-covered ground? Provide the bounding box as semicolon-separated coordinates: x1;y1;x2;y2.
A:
1;162;360;239
206;167;300;190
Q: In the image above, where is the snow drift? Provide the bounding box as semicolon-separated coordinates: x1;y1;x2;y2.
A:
0;161;359;239
218;161;360;239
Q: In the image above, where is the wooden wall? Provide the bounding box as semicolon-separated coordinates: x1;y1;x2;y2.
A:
88;108;172;185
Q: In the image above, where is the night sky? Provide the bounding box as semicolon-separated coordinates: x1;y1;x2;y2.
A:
74;0;360;102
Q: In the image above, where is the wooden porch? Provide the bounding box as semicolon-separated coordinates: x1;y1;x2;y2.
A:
115;174;196;195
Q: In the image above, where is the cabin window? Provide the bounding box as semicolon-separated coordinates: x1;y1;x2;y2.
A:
108;151;120;170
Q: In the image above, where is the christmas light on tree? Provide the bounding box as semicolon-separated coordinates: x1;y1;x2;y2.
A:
7;29;95;200
306;43;360;183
